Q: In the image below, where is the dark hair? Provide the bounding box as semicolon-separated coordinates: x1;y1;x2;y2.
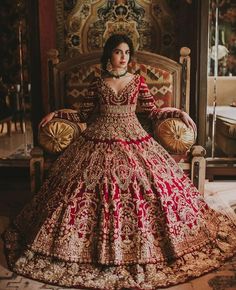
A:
100;34;134;71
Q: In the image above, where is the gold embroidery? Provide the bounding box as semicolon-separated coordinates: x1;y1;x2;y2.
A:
3;74;236;290
100;104;136;115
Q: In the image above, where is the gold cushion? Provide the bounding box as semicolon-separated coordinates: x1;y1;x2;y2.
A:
39;118;86;154
154;118;196;154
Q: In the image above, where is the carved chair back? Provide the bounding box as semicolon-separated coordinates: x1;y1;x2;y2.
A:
47;49;190;113
47;49;190;136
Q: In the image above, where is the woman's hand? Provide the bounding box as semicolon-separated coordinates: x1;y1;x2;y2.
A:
179;111;197;132
39;112;56;128
158;107;197;132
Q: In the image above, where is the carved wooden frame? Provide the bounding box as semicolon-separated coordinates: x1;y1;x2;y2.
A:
48;49;190;113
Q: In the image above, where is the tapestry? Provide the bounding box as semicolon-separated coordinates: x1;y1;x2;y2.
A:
58;0;176;58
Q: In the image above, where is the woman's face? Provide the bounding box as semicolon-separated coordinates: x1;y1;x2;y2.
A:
110;42;130;70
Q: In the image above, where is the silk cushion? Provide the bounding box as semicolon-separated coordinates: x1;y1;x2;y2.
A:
154;118;196;154
39;118;86;154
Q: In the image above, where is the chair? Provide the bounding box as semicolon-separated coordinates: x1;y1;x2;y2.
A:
30;48;206;194
0;116;12;136
0;79;12;137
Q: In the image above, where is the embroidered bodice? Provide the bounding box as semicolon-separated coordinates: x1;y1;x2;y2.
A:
99;74;140;106
55;74;181;127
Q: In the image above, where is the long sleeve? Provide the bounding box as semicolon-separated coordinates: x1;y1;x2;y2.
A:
54;78;100;123
138;75;181;121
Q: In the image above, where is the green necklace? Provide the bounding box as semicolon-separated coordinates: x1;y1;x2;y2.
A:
107;70;128;79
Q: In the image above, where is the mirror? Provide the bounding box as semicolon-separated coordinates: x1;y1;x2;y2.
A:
206;0;236;160
0;1;33;165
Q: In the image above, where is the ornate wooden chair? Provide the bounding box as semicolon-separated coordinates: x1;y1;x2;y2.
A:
30;48;206;194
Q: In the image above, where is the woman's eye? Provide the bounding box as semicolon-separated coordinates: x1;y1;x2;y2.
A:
113;50;129;55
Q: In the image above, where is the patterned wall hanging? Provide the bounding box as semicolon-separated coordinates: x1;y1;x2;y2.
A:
56;0;176;59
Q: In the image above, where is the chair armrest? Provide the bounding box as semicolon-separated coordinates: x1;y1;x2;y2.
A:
30;116;86;193
153;117;196;154
154;118;206;194
38;117;86;154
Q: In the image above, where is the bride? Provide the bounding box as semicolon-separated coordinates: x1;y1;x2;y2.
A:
3;34;236;290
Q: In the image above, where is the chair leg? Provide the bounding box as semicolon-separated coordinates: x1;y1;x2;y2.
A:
191;156;206;195
0;123;3;133
30;147;44;193
20;119;26;133
14;120;18;132
7;120;12;137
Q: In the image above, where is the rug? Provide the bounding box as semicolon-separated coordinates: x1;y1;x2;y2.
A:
204;181;236;225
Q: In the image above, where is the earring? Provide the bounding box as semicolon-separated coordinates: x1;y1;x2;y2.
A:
106;59;112;72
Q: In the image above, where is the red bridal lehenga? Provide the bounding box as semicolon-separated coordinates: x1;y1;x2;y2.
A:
3;75;236;289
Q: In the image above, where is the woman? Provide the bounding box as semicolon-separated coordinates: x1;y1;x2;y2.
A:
3;34;236;290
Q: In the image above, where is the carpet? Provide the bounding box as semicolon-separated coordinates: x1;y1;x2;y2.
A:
204;181;236;226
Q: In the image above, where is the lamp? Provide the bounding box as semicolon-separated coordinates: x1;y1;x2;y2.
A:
210;44;229;60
